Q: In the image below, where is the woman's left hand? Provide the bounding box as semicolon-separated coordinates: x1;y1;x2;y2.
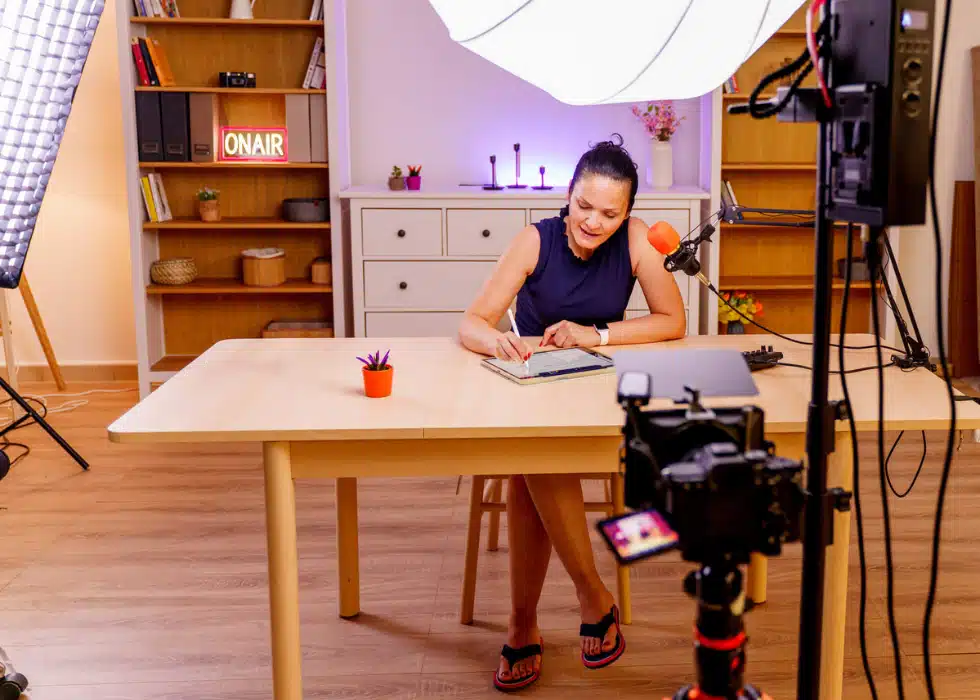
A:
541;320;600;348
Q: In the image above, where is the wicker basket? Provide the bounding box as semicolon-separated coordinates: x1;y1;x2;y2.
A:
150;258;197;285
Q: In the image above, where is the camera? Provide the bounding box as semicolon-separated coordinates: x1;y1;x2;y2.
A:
598;368;807;700
606;372;805;568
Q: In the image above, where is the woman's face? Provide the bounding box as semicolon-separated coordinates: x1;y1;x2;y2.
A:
565;174;631;254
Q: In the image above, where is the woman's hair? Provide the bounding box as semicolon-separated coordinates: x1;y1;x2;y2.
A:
566;133;639;213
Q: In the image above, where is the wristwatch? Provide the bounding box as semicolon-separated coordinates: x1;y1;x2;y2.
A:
594;321;609;346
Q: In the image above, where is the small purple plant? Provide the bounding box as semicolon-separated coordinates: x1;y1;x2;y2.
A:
357;349;391;371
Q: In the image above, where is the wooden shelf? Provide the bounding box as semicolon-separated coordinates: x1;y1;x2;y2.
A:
139;161;328;169
135;86;325;94
718;275;872;291
150;355;196;373
722;163;817;172
147;278;332;295
144;217;331;230
131;18;322;28
723;93;775;101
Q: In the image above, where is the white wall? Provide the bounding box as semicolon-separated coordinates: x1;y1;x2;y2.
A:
898;0;979;355
345;0;703;191
5;0;135;370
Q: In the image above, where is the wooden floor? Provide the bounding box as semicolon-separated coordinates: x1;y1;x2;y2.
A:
1;381;978;699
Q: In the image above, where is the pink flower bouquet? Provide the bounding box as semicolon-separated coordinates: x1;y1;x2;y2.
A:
632;101;685;142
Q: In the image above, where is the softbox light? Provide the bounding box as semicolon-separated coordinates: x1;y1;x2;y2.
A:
0;0;105;289
427;0;807;104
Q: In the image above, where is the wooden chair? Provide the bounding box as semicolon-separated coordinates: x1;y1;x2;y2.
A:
459;473;632;625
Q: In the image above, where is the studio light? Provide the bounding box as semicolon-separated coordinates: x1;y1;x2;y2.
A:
0;0;104;483
426;0;807;104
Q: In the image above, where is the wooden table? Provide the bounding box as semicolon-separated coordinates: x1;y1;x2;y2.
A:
107;333;980;700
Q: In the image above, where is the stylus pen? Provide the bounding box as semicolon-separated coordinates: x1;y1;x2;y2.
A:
507;308;530;373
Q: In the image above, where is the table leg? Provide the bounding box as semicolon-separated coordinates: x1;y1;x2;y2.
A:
263;442;303;700
610;471;631;625
820;430;853;700
336;477;360;618
460;475;486;624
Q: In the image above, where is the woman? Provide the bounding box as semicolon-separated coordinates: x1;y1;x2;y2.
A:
457;135;687;691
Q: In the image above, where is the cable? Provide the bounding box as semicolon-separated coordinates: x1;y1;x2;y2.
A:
806;0;832;108
711;282;905;353
884;430;927;498
868;232;906;700
839;222;880;700
923;2;955;697
774;360;893;374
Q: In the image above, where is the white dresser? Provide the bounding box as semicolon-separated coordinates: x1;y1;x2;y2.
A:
339;185;712;339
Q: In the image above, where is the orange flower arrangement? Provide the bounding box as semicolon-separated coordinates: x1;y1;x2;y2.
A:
718;291;763;323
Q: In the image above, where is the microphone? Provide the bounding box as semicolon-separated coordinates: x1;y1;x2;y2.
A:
647;221;713;289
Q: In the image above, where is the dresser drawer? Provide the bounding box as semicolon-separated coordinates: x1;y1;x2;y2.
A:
365;311;464;337
446;209;526;256
361;208;442;257
530;208;562;224
363;261;496;310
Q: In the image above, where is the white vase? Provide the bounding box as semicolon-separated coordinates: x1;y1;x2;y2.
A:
649;139;673;188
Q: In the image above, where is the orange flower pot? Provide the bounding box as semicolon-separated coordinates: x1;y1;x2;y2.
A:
362;366;393;398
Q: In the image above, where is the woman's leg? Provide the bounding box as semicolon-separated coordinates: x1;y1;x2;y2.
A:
498;475;551;683
523;474;618;657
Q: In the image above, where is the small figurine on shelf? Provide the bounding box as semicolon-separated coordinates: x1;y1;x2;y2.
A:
196;187;220;222
388;165;405;190
406;165;422;191
358;349;393;398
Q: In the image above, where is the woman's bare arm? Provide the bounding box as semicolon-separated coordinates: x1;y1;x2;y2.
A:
458;224;541;358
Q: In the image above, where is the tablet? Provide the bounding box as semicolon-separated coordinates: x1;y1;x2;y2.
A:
481;347;615;385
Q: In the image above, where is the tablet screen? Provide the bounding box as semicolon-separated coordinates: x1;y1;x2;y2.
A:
483;347;614;380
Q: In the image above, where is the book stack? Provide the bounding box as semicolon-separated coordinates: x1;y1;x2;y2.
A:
302;37;325;89
309;0;325;20
133;0;180;17
722;75;739;94
131;37;175;87
139;173;173;222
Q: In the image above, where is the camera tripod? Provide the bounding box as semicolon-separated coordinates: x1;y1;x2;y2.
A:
669;560;772;700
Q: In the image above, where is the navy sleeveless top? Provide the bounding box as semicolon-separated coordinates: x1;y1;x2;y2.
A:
515;208;636;336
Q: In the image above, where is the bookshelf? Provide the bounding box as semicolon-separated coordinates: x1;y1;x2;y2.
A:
717;5;889;337
117;0;348;396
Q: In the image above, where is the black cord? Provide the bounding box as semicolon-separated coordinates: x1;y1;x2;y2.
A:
868;234;906;700
711;282;905;353
774;360;893;374
883;430;927;498
839;222;879;700
924;3;955;697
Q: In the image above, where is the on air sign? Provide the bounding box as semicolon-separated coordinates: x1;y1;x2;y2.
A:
219;127;288;162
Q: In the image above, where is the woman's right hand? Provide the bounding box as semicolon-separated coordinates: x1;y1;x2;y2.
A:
495;331;532;363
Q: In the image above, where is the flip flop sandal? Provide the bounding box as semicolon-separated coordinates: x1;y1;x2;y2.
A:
580;604;626;669
493;639;544;692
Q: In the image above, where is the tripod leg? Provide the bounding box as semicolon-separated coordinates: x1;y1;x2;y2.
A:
19;275;66;391
0;373;88;470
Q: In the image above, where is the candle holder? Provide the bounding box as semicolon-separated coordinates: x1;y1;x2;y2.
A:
532;165;553;190
483;155;504;190
507;143;528;189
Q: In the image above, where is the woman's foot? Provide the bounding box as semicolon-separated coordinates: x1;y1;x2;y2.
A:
578;586;619;657
495;619;543;689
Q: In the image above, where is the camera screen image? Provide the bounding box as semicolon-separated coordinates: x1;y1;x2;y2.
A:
599;509;679;564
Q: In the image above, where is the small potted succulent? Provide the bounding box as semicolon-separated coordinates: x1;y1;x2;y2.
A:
358;349;393;398
406;165;422;191
197;187;220;222
388;166;405;190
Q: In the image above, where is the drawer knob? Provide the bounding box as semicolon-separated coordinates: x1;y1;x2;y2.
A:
397;229;406;238
482;229;491;238
399;281;408;290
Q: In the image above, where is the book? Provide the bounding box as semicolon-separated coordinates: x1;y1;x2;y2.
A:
302;37;322;89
